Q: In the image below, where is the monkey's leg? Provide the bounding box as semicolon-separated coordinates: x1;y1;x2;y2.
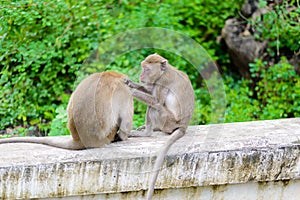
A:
67;114;81;141
118;129;129;141
130;107;155;137
117;116;132;141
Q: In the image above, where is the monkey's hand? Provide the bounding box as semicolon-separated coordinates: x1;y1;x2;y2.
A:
123;77;136;87
122;76;129;84
123;77;153;94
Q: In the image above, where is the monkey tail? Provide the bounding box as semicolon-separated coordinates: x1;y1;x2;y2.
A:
0;136;85;150
146;128;186;200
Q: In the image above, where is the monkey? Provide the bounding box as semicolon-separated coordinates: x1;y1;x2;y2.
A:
0;71;133;150
124;53;195;200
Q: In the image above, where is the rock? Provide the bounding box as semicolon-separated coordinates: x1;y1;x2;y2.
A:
241;0;258;18
221;0;299;77
221;18;266;78
290;55;300;73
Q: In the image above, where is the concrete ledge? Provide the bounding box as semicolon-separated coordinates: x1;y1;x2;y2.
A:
0;118;300;199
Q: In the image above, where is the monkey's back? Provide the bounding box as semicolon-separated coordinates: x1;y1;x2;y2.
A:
165;67;195;126
67;71;133;148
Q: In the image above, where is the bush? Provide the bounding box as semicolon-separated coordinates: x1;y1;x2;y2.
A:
224;77;260;122
252;0;300;55
2;0;298;136
1;0;244;134
225;58;300;122
223;0;300;123
250;58;300;119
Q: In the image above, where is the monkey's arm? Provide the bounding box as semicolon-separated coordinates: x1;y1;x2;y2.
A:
130;89;162;110
124;78;153;94
131;85;176;120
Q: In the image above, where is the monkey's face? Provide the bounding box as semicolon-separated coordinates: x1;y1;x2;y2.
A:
140;61;162;84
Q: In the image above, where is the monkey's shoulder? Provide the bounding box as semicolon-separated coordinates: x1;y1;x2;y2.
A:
91;71;128;89
100;71;125;79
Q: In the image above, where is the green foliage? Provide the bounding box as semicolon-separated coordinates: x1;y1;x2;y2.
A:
0;134;12;139
1;0;244;132
250;58;300;119
0;0;88;129
1;0;298;136
223;1;300;123
48;105;69;136
170;0;244;59
225;58;300;122
223;0;300;122
224;77;260;122
253;0;300;55
1;126;36;137
192;88;212;125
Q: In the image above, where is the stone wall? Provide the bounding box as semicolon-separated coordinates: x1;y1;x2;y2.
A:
0;118;300;199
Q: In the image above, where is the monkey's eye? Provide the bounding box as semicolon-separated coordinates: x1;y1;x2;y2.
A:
143;67;150;72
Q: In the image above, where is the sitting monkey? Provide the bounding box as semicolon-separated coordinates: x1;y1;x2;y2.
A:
125;53;195;199
0;71;133;150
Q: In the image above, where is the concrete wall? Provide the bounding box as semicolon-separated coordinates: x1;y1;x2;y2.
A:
0;118;300;199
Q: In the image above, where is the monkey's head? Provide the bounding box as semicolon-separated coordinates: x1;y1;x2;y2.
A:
140;53;168;84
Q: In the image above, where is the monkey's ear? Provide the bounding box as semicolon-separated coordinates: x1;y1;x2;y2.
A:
160;59;167;71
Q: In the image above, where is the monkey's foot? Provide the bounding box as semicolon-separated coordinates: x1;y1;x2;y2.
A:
136;125;146;131
129;130;143;137
129;130;152;137
153;131;168;137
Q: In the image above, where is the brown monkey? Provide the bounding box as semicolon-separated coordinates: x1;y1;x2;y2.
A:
125;53;195;200
0;71;133;150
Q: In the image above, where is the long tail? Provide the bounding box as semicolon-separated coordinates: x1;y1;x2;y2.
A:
0;136;85;150
146;128;185;200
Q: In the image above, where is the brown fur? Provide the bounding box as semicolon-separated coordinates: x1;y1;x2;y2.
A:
125;53;195;199
0;71;133;150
